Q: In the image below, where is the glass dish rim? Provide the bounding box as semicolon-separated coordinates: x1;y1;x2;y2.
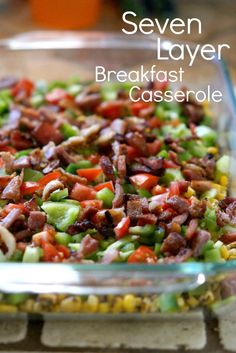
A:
0;30;236;276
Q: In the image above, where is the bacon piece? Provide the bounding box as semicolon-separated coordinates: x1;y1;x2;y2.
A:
220;233;236;244
191;230;210;257
189;198;206;218
1;175;22;201
28;211;46;231
0;208;22;229
161;232;186;255
77;234;99;257
171;212;188;225
67;220;95;235
166;196;189;214
100;155;115;182
137;213;157;226
126;132;147;156
75;93;101;110
101;248;119;264
32;122;63;146
186;219;198;240
127;199;142;221
111;119;127;135
13;156;31;170
190;180;212;193
117;155;126;180
112;179;124;209
137;157;163;172
55;145;75;165
163;248;193;264
10;130;33;150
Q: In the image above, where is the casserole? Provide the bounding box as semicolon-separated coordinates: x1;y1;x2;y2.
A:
0;31;236;316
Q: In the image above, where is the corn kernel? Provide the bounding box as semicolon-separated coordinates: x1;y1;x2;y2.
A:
0;304;17;313
38;294;58;305
84;295;99;313
220;176;228;187
123;294;137;313
228;249;236;257
98;302;110;313
227;242;236;249
207;147;218;155
177;296;185;308
112;298;123;313
60;297;81;312
220;245;229;260
184;186;196;198
187;296;199;308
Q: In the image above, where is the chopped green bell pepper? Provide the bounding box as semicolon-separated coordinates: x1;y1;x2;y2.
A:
6;293;29;305
160;168;184;185
60;123;79;139
23;168;43;182
15;149;34;159
195;125;217;146
66;160;93;174
50;188;69;201
137;188;152;198
204;247;224;262
96;187;114;208
159;293;179;313
22;246;42;263
41;201;80;231
55;232;72;246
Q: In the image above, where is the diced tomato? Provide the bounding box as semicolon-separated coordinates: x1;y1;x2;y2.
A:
77;167;102;182
0;146;17;154
169;181;180;197
38;171;62;186
11;79;34;98
3;203;26;215
126;146;141;161
0;176;14;188
147;117;162;129
33;231;55;246
152;185;167;196
114;216;130;240
163;159;179;169
88;154;100;164
97;101;125;120
55;244;70;259
128;245;157;264
21;181;42;196
94;181;114;193
130;173;158;190
130;101;150;116
80;199;103;209
42;242;60;262
45;88;69;104
147;140;162;155
70;183;96;201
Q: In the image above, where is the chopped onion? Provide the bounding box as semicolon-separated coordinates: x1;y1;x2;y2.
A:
0;225;16;259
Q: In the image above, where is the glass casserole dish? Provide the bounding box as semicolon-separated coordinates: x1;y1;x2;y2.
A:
0;31;235;317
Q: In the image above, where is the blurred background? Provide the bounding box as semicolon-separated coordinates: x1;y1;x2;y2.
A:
0;0;235;82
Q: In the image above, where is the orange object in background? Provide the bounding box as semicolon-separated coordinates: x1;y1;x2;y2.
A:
30;0;101;29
